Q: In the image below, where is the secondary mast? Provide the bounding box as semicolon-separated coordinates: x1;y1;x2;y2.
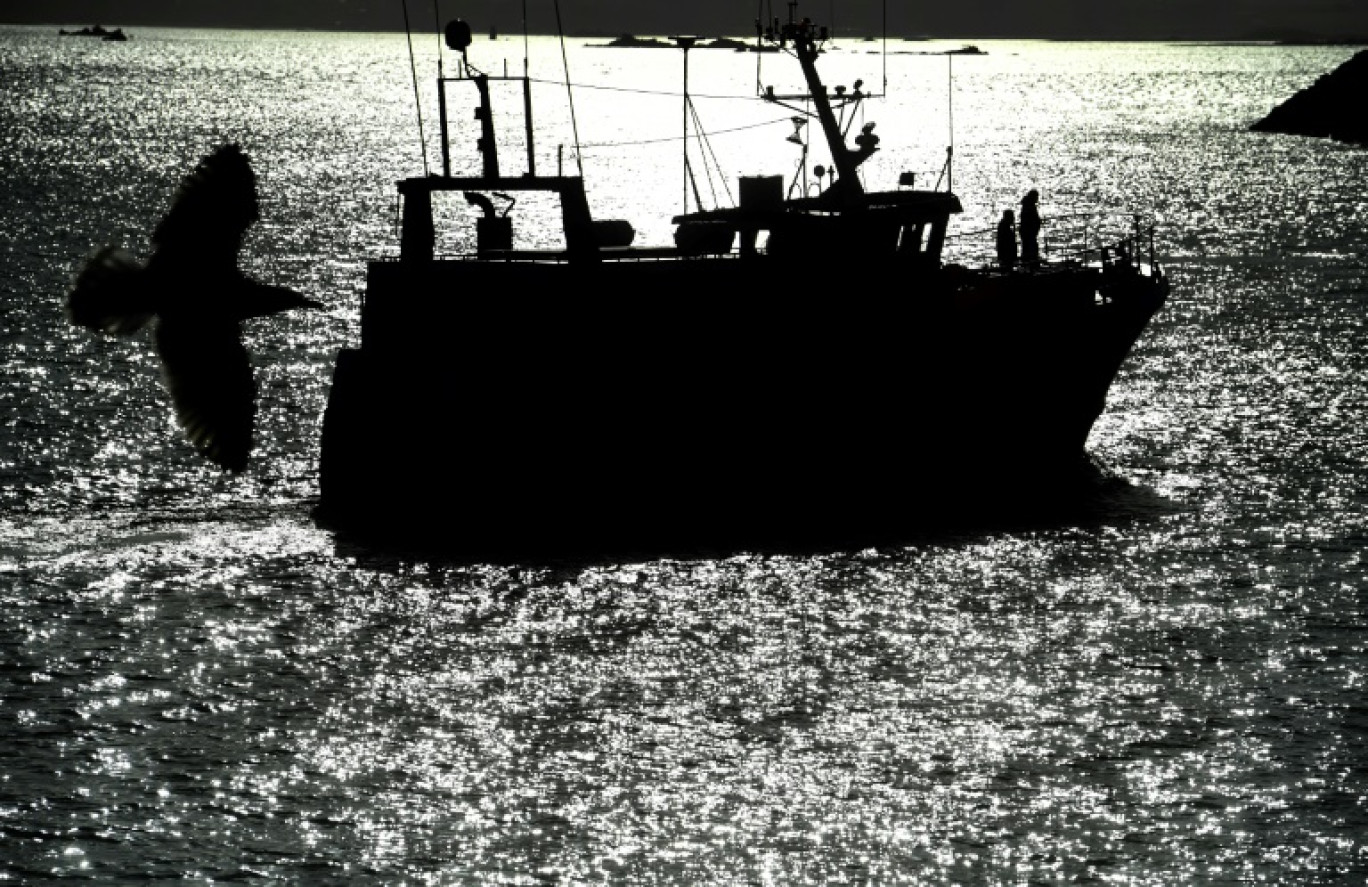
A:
760;1;880;202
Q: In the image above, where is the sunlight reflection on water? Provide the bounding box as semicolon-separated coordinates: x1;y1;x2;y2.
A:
2;24;1366;885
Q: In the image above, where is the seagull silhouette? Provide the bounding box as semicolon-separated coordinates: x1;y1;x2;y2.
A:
65;144;322;472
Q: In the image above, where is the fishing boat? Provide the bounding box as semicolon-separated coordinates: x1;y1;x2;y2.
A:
315;2;1169;560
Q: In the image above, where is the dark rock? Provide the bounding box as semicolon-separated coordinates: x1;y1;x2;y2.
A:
601;34;671;48
1251;49;1368;145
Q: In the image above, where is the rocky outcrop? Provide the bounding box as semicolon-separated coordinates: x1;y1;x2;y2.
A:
1251;49;1368;145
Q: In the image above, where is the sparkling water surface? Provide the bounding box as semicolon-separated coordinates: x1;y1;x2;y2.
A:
2;24;1366;884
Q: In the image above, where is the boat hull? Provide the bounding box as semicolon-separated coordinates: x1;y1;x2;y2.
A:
315;256;1165;559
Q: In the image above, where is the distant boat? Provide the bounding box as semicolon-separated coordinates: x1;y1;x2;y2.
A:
58;25;129;41
901;43;987;57
316;5;1170;559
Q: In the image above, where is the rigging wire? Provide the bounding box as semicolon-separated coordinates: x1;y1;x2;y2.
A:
525;76;758;102
552;0;585;178
577;115;795;150
688;93;735;209
432;0;442;71
401;0;430;176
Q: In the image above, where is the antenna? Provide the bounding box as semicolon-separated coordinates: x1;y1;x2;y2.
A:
947;53;954;193
522;0;533;174
401;0;430;176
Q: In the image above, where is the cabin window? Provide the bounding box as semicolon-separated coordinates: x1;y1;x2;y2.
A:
898;223;925;255
420;190;568;258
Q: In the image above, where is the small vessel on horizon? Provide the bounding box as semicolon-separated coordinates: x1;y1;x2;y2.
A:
58;24;129;41
315;2;1170;561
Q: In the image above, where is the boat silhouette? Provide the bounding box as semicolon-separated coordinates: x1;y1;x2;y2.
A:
58;25;129;41
316;4;1169;560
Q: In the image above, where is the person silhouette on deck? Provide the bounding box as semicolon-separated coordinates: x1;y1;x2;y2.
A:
1019;189;1042;268
996;209;1017;271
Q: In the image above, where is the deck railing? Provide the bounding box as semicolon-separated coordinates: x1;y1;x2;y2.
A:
942;212;1162;274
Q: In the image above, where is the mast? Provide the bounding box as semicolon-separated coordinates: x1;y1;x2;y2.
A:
773;2;878;201
675;36;697;215
440;18;545;180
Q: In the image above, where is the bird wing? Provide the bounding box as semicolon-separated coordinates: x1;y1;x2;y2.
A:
72;144;320;473
65;245;156;335
67;144;261;335
154;313;256;473
151;143;260;275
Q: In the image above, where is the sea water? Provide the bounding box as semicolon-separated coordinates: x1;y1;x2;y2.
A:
1;24;1365;884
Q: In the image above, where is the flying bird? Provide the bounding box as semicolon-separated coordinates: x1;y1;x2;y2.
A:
65;144;322;472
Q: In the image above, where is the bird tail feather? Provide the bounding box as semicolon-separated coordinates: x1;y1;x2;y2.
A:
65;245;156;335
